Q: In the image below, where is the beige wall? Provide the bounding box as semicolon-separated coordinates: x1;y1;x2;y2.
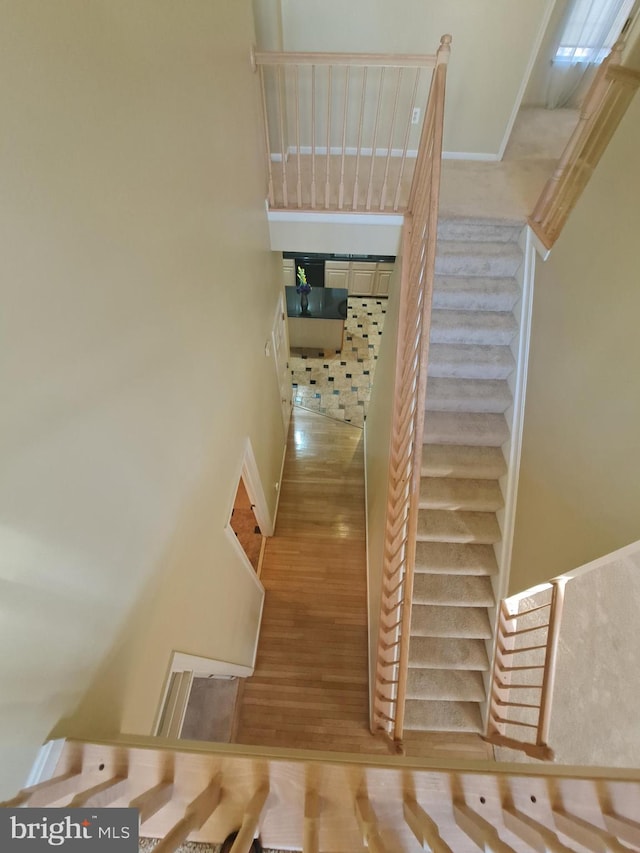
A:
0;0;285;796
510;93;640;593
277;0;552;156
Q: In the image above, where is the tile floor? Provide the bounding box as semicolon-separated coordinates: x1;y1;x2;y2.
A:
290;296;387;429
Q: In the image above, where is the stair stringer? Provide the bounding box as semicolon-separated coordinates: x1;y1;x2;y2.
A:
484;224;537;730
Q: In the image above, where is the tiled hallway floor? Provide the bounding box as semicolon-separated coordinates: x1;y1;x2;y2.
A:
290;296;387;428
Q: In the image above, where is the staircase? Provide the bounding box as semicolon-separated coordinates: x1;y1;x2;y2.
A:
405;216;524;734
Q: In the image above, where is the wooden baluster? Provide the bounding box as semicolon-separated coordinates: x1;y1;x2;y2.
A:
338;66;350;209
403;796;453;852
553;808;633;853
311;65;316;209
352;67;368;209
294;64;302;208
393;67;420;211
379;67;403;210
1;772;83;808
502;806;574;852
603;812;640;847
257;64;275;208
69;776;129;807
453;802;517;852
324;66;333;209
276;65;288;208
129;782;174;825
303;790;320;853
365;67;385;210
229;784;270;852
355;795;390;853
154;778;221;853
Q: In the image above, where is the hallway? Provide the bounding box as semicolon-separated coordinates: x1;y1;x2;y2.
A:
234;406;387;754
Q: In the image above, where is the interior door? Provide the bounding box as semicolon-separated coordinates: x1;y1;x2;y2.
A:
272;293;292;435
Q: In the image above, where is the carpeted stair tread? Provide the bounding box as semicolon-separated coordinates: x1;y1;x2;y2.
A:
426;377;512;413
420;477;504;512
428;343;515;380
411;604;492;638
404;699;484;732
437;217;523;243
434;241;522;278
409;636;489;670
422;444;506;479
413;573;495;606
415;542;498;576
433;275;520;312
423;412;510;447
430;309;517;346
406;668;486;701
417;509;501;544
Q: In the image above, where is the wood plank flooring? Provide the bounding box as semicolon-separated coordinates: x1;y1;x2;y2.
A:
234;405;493;760
235;406;386;754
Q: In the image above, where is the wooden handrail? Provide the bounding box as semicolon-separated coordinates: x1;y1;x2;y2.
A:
530;39;640;249
253;49;438;69
371;34;450;745
6;737;640;851
485;579;567;760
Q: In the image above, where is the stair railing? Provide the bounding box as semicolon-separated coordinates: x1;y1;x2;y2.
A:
5;736;640;852
530;39;640;249
251;42;445;212
372;35;451;747
484;578;567;760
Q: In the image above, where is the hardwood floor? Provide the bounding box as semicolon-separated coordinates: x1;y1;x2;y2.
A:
234;405;493;760
234;406;387;754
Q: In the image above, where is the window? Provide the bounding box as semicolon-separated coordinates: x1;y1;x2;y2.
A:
555;0;635;64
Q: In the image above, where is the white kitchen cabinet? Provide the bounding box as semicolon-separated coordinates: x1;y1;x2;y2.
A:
348;262;377;296
283;259;295;286
374;263;394;296
325;261;350;290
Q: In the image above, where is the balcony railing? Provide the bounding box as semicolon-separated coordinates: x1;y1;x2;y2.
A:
252;41;447;212
530;39;640;249
5;736;640;851
485;579;567;761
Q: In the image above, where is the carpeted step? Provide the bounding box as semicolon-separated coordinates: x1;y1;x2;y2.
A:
433;275;520;312
413;573;495;607
420;477;504;512
409;636;489;670
406;668;486;701
415;542;498;576
411;604;492;639
423;412;510;446
422;444;507;479
435;241;523;278
426;378;512;414
427;343;515;380
430;309;518;346
404;699;484;732
437;217;523;244
417;509;501;544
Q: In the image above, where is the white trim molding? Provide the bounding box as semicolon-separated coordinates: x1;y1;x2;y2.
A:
496;224;537;605
442;150;501;161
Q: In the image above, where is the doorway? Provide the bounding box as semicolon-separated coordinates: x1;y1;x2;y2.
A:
230;476;264;574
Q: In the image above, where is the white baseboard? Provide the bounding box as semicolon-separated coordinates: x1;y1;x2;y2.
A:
442;151;501;161
496;224;537;604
